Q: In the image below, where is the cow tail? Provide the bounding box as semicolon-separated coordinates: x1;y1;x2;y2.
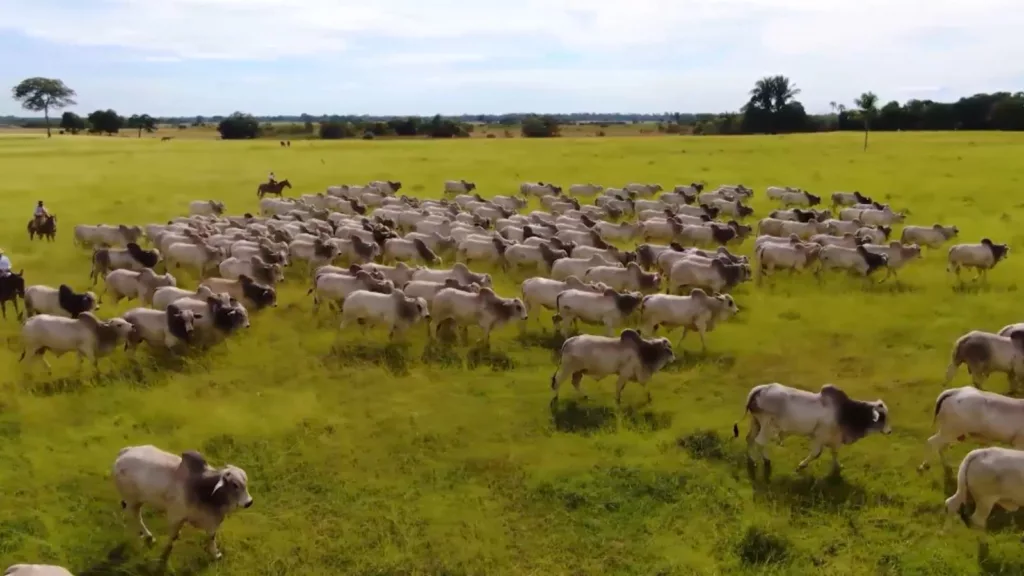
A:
733;386;762;438
948;449;978;524
933;388;958;424
945;337;964;384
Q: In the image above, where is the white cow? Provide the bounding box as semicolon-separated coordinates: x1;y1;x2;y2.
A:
554;288;643;336
123;304;202;350
431;287;527;342
920;387;1024;472
339;289;430;339
900;224;959;249
734;383;891;477
948;239;1010;281
113;445;253;559
101;268;177;305
638;288;739;350
550;329;675;406
189;200;226;217
19;312;135;372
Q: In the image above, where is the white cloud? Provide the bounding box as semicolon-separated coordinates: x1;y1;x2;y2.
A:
1;0;1022;112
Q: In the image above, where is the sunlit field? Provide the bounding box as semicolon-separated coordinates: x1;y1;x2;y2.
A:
3;132;1024;575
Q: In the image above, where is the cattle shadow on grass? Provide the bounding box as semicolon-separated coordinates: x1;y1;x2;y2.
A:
326;342;410;376
466;344;516;372
420;339;463;369
751;471;875;513
515;328;566;353
551;399;615;434
666;349;736;371
978;540;1024;576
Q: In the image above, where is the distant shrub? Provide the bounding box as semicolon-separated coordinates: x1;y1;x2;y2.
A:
596;130;606;137
362;131;375;140
521;114;561;138
218;112;260;139
486;133;496;139
319;121;356;140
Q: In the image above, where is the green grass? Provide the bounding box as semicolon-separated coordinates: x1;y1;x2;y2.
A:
3;132;1024;575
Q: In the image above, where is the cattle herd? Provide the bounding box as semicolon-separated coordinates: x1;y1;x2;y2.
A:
4;177;1022;573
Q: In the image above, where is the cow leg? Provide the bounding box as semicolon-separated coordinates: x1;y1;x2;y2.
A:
161;517;186;559
828;446;841;473
969;497;996;530
550;365;570;408
126;502;154;543
206;529;223;559
570;371;586;399
0;301;5;319
695;322;708;352
969;366;988;390
796;438;824;470
919;432;955;472
614;375;629;405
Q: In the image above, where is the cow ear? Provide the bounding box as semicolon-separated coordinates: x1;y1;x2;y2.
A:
212;475;226;495
871;409;880;422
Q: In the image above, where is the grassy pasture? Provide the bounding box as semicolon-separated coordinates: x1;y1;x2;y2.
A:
2;132;1024;575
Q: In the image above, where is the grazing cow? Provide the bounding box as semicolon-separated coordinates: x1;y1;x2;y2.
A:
20;312;135;372
24;284;99;319
668;257;750;295
3;566;73;576
919;387;1024;472
755;242;822;281
73;224;144;247
172;294;250;340
900;224;959;249
90;243;161;284
854;225;892;245
189;200;226;217
944;330;1024;392
102;268;177;305
769;208;817;223
944;447;1024;533
712;199;754;219
757;217;826;240
123;304;202;350
431;287;527;342
520;182;561;197
444;179;477;194
947;239;1010;281
200;275;277;311
152;285;215;311
456;236;513;266
339;289;430;339
778;190;822;207
624;183;663;197
568;183;604;197
860;242;922;279
165;242;225;278
520;275;607;318
551;329;674;406
383;237;440;265
401;278;480;308
554;287;643;336
0;270;26;319
503;242;567;272
639;288;738;350
369;180;402;195
830;191;873;209
551;254;622;281
817;245;889;279
734;383;891;477
809;233;861;249
584;262;660;293
113;446;253;560
308;271;394;312
219;255;285;286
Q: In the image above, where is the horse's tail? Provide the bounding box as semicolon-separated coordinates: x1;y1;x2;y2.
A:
256;185;262;198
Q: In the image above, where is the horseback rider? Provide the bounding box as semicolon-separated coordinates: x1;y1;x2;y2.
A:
0;248;11;277
267;172;277;187
33;201;49;228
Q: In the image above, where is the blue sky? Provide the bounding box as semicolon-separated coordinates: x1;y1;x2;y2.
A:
2;0;1022;116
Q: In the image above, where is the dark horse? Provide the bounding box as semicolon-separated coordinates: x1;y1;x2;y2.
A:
0;270;26;319
27;214;57;241
257;179;292;199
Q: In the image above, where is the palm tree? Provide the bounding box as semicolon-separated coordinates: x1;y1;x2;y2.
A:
854;92;879;151
748;75;800;113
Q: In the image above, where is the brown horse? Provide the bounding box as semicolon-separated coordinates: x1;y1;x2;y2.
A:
27;214;57;241
257;179;292;199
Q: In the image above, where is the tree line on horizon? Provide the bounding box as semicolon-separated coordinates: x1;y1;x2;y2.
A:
9;76;1024;142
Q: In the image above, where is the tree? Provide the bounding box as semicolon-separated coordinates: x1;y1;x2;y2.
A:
521;114;560;138
743;75;804;133
217;112;260;139
59;111;86;135
11;77;77;138
319;120;356;139
87;109;123;135
127;114;157;138
854;92;879;151
989;96;1024;131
